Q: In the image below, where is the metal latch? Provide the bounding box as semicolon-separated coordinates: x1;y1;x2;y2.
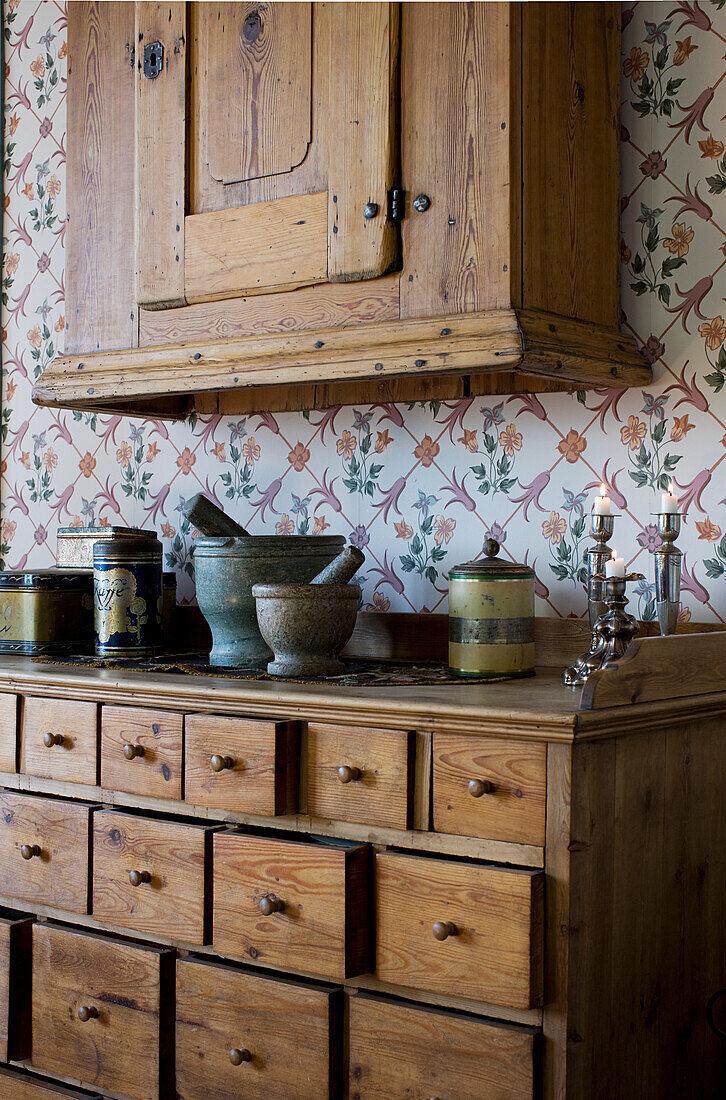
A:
143;40;164;78
388;188;405;223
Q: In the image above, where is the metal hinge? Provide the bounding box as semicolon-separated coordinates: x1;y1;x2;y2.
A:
388;188;405;223
143;40;164;79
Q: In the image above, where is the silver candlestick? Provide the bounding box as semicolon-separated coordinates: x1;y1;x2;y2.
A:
564;571;644;687
562;512;617;686
653;512;682;636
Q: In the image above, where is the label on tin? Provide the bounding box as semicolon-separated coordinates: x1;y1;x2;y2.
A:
449;616;535;645
94;567;157;645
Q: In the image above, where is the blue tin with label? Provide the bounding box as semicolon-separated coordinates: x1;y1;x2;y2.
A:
93;538;163;658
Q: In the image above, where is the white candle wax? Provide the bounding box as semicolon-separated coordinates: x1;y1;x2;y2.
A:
660;488;678;513
605;550;625;578
592;484;611;515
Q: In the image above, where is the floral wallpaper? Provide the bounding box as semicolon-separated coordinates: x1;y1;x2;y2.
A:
3;1;726;625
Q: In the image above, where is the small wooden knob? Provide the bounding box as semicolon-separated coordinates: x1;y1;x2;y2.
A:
129;869;151;887
210;754;234;772
43;731;64;748
258;893;284;916
468;778;495;798
432;920;458;941
20;843;41;861
229;1047;252;1065
337;765;362;784
77;1005;98;1022
123;743;145;760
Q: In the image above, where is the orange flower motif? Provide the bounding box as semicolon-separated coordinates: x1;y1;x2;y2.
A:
375;430;392;453
20;451;30;470
43;448;58;472
677;606;692;623
394;519;414;540
27;325;41;349
116;441;132;467
176;447;196;474
78;452;96;478
276;514;294;536
459;428;478;453
620;239;631;265
663;222;694;259
367;592;391;612
313;515;330;535
674;36;697;65
242;437;260;463
696;517;722;542
623;46;649;81
161;522;176;539
30;56;45;79
2;520;16;543
499;424;523;457
4;253;19;276
21;182;33;200
698;133;725;159
557;429;586;463
8;114;18;136
58;41;67;60
620;415;647;451
5;379;17;402
670;414;695;442
434;515;456;547
47;174;61;199
699;316;726;351
288;442;310;471
69;516;83;528
414;435;440;467
146;442;160;462
336;430;357;461
54;314;65;333
542;511;566;545
212;442;226;462
99;518;110;527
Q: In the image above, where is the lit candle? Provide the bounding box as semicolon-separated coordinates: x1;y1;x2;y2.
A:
660;483;678;514
605;549;625;578
592;483;611;515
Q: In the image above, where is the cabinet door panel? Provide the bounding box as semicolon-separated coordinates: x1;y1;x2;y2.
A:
206;2;312;185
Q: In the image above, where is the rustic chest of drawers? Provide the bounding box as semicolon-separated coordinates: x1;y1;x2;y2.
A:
0;623;723;1099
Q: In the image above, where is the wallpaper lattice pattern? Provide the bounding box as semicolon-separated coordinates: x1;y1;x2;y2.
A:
3;1;726;623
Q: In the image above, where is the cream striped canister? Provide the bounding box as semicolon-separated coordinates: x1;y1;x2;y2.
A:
448;539;535;678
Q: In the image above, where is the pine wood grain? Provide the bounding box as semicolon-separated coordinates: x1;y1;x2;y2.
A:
0;692;18;773
135;2;187;310
375;851;543;1009
205;2;312;185
184;192;329;303
184;714;298;816
66;2;137;354
348;993;536;1100
328;2;399;283
31;923;174;1100
92;809;214;944
0;1066;102;1098
100;704;183;799
21;697;98;786
0;910;33;1062
306;723;412;830
432;733;547;846
517;309;648;387
213;831;372;979
176;956;341;1099
0;792;93;914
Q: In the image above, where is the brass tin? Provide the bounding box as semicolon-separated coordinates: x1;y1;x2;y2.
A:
93;539;163;658
57;525;155;569
0;570;94;655
448;539;535;678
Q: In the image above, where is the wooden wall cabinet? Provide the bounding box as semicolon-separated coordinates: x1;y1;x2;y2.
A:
33;1;649;418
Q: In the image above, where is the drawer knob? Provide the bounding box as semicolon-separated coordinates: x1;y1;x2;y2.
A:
20;843;41;860
123;743;145;761
337;765;362;784
229;1047;252;1065
210;754;235;772
258;893;285;916
129;869;152;887
43;731;64;748
432;920;458;941
468;778;495;798
77;1005;99;1022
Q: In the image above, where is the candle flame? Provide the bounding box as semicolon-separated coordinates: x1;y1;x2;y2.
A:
668;481;674;496
600;483;607;496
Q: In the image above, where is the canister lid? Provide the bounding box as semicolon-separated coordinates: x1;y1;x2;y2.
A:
448;539;534;580
0;569;93;589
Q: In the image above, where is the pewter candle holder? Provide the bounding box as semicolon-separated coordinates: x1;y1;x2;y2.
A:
563;571;644;687
653;512;682;637
562;513;617;686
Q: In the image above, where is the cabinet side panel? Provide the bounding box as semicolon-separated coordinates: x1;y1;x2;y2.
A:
520;2;620;325
66;3;137;354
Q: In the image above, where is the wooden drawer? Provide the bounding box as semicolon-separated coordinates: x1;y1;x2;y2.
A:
0;792;93;914
0;908;33;1062
31;922;174;1100
93;809;215;944
349;994;537;1100
185;714;298;816
0;692;18;773
100;704;183;799
0;1066;102;1098
176;956;341;1099
306;722;412;829
375;851;543;1009
213;831;372;980
21;697;97;786
433;734;547;846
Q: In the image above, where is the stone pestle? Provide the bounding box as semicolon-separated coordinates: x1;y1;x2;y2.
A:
181;492;250;538
310;545;365;585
